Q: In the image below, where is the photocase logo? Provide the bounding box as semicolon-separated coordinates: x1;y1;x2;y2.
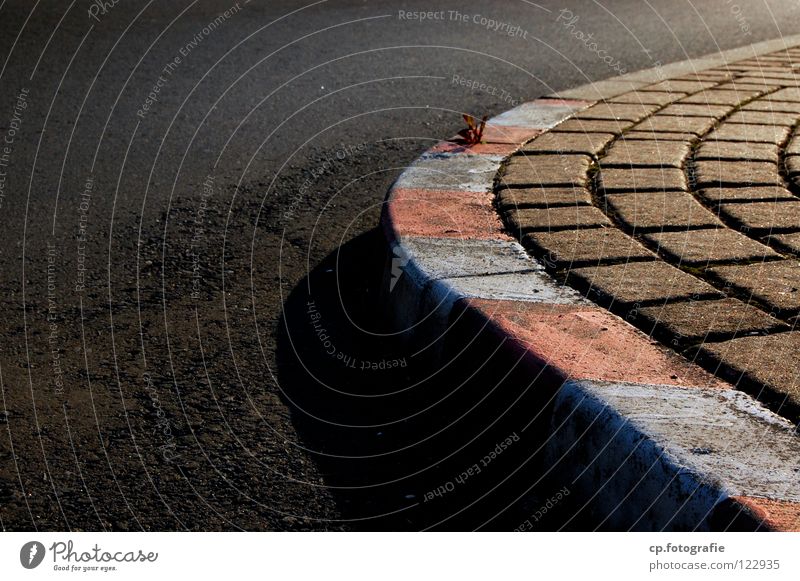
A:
20;541;46;569
389;245;411;292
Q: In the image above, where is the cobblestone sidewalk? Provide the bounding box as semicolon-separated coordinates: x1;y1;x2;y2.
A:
498;47;800;422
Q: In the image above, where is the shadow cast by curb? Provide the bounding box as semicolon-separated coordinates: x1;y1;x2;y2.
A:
276;229;595;531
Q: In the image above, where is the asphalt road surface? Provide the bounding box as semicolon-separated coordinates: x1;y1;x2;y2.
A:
1;0;798;531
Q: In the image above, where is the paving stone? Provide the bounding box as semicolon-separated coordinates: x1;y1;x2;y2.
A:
726;110;799;125
768;232;800;255
786;163;800;189
632;115;718;136
608;91;687;105
501;154;591;187
785;136;800;155
708;260;800;315
636;298;786;347
522;227;656;268
679;89;762;106
735;64;781;76
785;156;800;177
573;102;661;122
736;56;794;64
695;141;779;163
738;72;800;81
550;118;632;134
736;77;797;88
568;261;723;307
719;201;800;234
749;69;800;77
694;160;781;187
725;65;792;73
713;81;782;92
599;167;687;192
624;130;698;142
743;100;800;114
496;186;592;210
742;60;794;69
747;52;795;60
503;205;611;234
697;186;796;203
600;139;690;168
641;80;718;93
694;332;800;410
676;71;733;81
519;131;615;156
769;87;800;102
744;52;794;59
677;72;733;82
757;64;800;71
732;61;787;75
644;228;780;266
605;192;723;231
743;55;797;61
717;61;783;70
743;54;794;62
737;65;800;74
758;60;799;70
658;103;733;117
706;123;791;144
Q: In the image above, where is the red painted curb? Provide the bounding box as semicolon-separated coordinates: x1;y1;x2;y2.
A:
383;188;509;241
464;299;726;388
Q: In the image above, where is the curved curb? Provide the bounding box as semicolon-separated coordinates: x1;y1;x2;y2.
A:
379;37;800;531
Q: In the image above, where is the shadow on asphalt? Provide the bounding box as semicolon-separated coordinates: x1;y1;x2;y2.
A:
276;229;599;531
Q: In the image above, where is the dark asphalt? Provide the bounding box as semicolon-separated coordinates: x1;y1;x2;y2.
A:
0;0;798;531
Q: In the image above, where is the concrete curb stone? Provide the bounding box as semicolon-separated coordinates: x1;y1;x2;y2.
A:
378;37;800;531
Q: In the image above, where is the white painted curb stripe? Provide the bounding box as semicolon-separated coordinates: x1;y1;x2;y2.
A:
548;380;800;530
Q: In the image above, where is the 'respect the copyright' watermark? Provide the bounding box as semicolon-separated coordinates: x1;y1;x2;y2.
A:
398;10;529;39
